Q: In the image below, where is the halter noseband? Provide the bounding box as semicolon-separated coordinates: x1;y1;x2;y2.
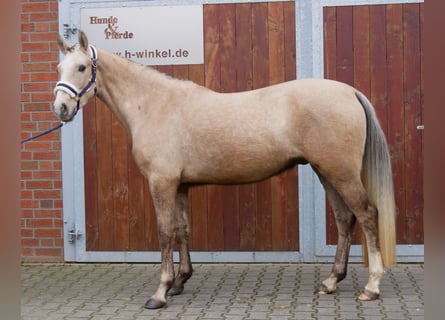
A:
54;45;98;113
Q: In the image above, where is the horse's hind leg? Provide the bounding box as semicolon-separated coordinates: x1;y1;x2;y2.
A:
331;179;384;301
168;185;193;296
317;174;357;295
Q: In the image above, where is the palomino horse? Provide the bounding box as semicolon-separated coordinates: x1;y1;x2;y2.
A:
54;31;396;309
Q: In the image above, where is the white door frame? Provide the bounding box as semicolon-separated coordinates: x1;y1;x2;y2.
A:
59;0;424;262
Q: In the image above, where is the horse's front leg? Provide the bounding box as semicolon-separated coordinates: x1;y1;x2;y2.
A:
144;177;178;309
168;185;193;296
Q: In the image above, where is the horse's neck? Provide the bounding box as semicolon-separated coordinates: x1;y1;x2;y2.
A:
95;49;173;133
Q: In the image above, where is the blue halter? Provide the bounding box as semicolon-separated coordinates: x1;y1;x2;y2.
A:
54;45;98;114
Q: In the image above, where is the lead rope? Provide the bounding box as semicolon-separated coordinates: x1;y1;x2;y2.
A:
21;122;64;144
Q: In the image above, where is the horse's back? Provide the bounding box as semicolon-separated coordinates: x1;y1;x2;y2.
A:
175;78;367;184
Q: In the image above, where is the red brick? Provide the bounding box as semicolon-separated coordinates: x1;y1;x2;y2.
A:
21;13;30;23
30;52;57;62
23;141;52;151
30;72;57;81
33;152;59;160
21;92;30;102
53;161;62;170
34;190;61;199
54;200;63;209
22;42;49;52
32;92;54;101
21;152;32;161
22;3;49;13
22;23;34;32
31;32;56;42
35;248;62;257
50;22;59;32
35;209;61;218
26;180;52;189
34;228;61;238
21;190;33;199
27;219;53;227
24;82;51;92
32;113;58;122
22;238;39;247
23;102;51;112
21;53;30;63
21;121;38;130
30;12;57;21
36;22;50;32
21;74;30;82
21;247;34;257
21;161;38;170
23;62;51;72
40;200;54;208
21;199;39;208
54;238;64;247
21;171;33;180
21;228;34;238
33;170;61;179
54;219;63;227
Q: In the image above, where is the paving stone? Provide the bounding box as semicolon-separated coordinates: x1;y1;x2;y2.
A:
21;263;423;320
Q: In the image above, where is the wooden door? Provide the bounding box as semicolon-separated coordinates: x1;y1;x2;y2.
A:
323;3;424;245
83;2;299;252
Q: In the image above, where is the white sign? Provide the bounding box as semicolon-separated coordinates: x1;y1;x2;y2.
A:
80;5;203;65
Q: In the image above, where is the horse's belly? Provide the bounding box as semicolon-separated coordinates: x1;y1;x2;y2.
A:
181;152;301;185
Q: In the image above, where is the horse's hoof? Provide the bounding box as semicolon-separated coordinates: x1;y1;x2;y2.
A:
144;298;166;309
167;285;184;296
318;283;335;295
358;289;380;301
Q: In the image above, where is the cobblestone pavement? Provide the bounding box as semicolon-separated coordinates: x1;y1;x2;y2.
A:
21;263;423;320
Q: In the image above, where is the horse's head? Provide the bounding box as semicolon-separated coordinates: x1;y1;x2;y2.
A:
53;30;97;122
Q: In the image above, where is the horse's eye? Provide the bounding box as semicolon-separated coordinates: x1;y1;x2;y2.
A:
78;65;86;72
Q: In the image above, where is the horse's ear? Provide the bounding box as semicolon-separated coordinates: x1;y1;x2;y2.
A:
78;30;89;51
57;33;69;54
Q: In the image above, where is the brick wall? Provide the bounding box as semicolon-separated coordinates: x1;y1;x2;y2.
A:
21;0;63;261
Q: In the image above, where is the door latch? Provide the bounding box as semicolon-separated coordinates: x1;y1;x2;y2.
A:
68;229;82;244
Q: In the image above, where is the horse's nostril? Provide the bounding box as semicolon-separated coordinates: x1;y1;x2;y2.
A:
61;103;68;115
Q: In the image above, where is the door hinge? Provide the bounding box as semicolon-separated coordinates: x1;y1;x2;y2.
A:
68;228;82;244
63;24;78;39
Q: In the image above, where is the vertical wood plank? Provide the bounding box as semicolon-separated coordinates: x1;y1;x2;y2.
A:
370;5;388;135
336;6;354;86
284;1;298;251
196;4;220;251
252;3;269;89
284;1;296;82
252;2;272;251
269;2;287;250
324;7;337;81
187;64;211;250
353;6;371;96
111;115;129;250
218;3;240;250
95;100;114;250
403;3;423;244
386;4;406;244
236;3;257;250
128;146;146;250
323;7;337;245
83;100;99;250
144;181;158;249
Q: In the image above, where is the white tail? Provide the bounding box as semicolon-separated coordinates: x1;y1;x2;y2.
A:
356;92;396;267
